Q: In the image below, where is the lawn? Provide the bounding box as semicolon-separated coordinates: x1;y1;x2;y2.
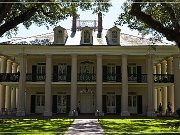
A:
99;118;180;134
0;118;73;135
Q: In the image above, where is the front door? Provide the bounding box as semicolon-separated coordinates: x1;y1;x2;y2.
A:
107;94;116;113
128;95;137;114
57;95;67;113
80;94;95;113
35;95;45;113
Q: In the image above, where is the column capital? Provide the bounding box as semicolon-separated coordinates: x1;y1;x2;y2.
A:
0;56;7;61
7;59;13;64
96;54;103;57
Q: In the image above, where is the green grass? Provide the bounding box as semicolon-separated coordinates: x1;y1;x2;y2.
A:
0;118;73;135
99;119;180;134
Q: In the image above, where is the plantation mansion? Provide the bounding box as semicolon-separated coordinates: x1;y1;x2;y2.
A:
0;13;180;117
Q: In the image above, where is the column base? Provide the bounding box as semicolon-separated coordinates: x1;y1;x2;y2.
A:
16;110;25;116
44;111;52;116
147;111;157;117
69;110;78;116
121;111;130;116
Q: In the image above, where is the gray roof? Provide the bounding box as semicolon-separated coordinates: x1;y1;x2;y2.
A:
0;29;174;46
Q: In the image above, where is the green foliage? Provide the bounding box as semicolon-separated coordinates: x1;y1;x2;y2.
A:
0;0;111;37
99;119;180;134
116;0;180;42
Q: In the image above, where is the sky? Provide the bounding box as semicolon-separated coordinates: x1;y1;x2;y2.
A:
0;0;141;42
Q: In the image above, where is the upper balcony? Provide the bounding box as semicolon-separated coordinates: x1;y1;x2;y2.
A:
0;73;174;84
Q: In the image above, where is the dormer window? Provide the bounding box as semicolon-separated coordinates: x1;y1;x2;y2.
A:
112;31;118;43
84;30;90;43
81;26;93;45
106;26;121;45
53;26;68;45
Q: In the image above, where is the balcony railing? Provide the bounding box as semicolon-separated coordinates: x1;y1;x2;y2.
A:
77;73;96;82
0;73;19;82
0;73;174;83
153;74;174;83
128;74;147;83
26;73;46;82
105;73;121;82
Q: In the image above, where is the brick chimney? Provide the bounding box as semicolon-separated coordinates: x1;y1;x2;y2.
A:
72;14;77;32
98;12;102;33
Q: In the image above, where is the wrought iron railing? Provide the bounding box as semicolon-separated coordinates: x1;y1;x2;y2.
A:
128;74;147;83
0;73;19;82
77;73;96;82
53;73;67;82
153;74;174;83
26;73;46;82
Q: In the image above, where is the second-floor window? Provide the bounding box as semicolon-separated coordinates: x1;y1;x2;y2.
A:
107;64;116;80
58;63;67;75
112;31;118;43
128;64;136;75
37;63;46;75
84;30;91;43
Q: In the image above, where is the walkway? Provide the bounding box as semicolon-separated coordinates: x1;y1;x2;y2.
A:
64;119;105;135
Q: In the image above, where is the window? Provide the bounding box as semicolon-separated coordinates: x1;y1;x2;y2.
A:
107;64;116;81
112;31;118;43
58;30;63;41
37;63;46;75
128;64;136;75
58;63;67;75
84;30;90;43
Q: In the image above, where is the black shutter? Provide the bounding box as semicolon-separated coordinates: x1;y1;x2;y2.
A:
116;66;121;82
137;95;143;114
116;95;121;114
137;66;142;82
30;95;36;113
53;65;58;82
102;95;107;114
103;65;107;82
52;95;57;113
66;65;71;82
66;95;71;113
32;65;37;82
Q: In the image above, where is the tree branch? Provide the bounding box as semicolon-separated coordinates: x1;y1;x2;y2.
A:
0;1;14;24
0;6;38;37
161;3;180;32
130;0;180;47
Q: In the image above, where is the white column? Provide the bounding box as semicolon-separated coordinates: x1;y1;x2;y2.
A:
167;57;174;112
173;55;180;111
70;54;77;115
44;54;52;116
0;56;7;114
147;55;154;116
5;59;12;112
161;60;167;113
11;63;18;110
16;54;26;116
153;65;157;111
96;54;103;114
156;64;162;106
121;55;130;116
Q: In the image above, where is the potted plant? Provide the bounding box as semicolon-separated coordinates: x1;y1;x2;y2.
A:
176;108;180;117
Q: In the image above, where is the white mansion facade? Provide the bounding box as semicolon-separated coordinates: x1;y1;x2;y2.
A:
0;13;180;117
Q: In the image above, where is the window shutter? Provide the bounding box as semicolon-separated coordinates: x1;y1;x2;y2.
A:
137;66;142;82
66;95;71;113
66;65;71;82
116;66;121;82
102;95;107;114
137;95;143;114
53;65;58;82
30;95;36;113
52;95;57;113
103;65;107;82
32;65;37;82
116;95;121;114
